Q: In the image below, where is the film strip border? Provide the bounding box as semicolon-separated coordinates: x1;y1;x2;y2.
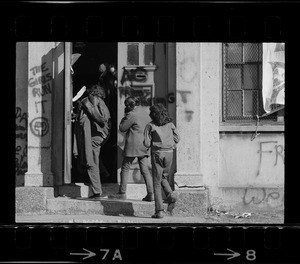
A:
0;225;299;263
0;2;293;41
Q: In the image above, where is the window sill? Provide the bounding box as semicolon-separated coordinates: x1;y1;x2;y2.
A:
219;123;285;132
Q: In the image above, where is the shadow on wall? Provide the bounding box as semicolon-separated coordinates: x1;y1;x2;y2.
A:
22;43;65;186
16;43;28;186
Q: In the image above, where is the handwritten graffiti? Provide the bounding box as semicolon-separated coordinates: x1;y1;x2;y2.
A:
15;145;27;175
185;110;194;122
29;62;48;75
29;62;52;116
30;117;49;137
243;188;281;205
28;61;52;98
32;83;52;97
16;107;27;140
118;86;169;107
35;100;47;114
257;141;284;176
177;90;191;104
16;107;28;175
177;90;194;122
28;74;52;88
179;57;197;83
16;107;27;129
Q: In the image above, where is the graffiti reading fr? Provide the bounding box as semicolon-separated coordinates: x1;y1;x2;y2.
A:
257;141;284;176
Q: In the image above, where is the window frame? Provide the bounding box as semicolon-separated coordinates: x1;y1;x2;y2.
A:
220;42;284;132
126;42;154;66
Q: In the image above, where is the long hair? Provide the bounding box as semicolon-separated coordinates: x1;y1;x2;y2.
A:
124;96;140;113
149;103;173;126
87;84;106;99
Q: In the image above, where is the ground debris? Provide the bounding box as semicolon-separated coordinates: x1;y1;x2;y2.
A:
207;205;252;219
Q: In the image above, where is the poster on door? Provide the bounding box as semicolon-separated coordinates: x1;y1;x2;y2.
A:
262;43;285;113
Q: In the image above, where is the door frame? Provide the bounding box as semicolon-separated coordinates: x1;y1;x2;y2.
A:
64;42;73;184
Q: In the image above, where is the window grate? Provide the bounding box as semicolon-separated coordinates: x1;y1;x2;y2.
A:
223;43;277;122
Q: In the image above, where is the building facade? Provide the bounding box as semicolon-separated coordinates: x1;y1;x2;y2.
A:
16;42;284;215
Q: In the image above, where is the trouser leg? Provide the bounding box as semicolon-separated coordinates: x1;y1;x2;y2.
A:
87;136;103;194
151;152;164;212
161;152;173;197
119;156;135;194
138;156;153;195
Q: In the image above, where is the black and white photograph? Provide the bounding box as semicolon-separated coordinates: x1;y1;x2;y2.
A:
15;42;285;223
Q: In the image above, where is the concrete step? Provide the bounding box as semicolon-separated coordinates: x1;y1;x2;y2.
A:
46;189;208;217
46;197;161;217
57;183;157;200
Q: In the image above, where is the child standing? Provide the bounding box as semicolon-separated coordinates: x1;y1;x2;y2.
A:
144;104;180;218
110;96;154;201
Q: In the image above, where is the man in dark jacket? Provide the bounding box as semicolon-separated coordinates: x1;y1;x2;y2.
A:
73;84;111;199
110;96;154;201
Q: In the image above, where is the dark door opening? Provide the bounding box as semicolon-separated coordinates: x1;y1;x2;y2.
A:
71;42;118;183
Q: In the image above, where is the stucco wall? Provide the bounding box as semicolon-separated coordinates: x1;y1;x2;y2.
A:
199;43;284;211
25;42;56;186
175;43;202;187
16;42;29;186
219;133;284;187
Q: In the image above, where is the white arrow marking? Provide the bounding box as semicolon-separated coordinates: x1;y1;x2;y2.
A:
214;248;241;260
70;248;96;260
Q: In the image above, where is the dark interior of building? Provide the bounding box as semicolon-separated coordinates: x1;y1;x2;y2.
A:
71;42;118;183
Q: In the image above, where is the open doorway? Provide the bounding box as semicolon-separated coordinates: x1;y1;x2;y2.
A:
71;42;118;184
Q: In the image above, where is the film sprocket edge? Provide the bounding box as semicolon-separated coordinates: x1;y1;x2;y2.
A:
1;0;299;263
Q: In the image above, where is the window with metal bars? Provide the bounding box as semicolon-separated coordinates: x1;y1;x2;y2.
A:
223;43;277;122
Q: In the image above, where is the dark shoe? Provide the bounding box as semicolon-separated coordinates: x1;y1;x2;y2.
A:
151;211;164;219
166;193;177;212
109;193;126;200
142;193;154;202
89;193;108;199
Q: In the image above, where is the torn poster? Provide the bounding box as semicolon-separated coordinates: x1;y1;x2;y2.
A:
262;43;285;113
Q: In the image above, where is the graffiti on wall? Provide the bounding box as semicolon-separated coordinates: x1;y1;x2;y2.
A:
118;86;170;107
177;90;194;122
16;107;28;175
28;62;52;137
177;53;198;122
179;57;197;83
257;141;284;177
243;188;281;206
30;117;49;137
29;62;52;98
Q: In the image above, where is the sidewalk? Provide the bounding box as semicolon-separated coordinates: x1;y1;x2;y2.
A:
16;209;284;224
16;214;209;224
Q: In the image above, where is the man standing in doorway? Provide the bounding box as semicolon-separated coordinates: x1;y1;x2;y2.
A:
73;84;111;198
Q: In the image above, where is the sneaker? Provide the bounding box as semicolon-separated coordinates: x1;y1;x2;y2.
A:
109;193;126;200
151;210;164;219
89;193;108;199
142;193;154;202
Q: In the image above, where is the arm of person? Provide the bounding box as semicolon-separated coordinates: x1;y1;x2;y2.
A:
81;98;106;127
143;123;152;148
119;112;135;132
171;123;180;144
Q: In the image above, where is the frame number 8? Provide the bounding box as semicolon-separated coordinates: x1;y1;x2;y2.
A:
246;249;256;261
